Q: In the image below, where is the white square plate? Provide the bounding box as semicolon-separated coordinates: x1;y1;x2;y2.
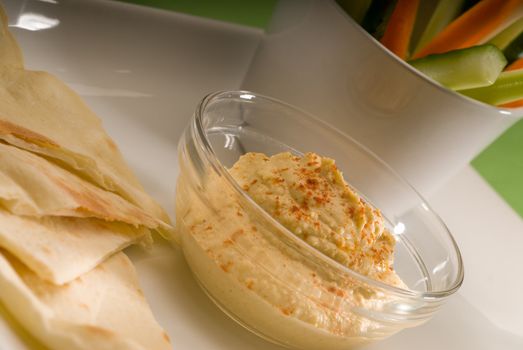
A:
0;0;521;349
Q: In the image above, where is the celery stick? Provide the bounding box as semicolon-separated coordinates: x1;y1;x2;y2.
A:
489;17;523;51
409;45;507;90
336;0;373;23
413;0;466;55
459;69;523;105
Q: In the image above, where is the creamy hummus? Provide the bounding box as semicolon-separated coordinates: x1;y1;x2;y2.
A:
177;152;407;349
230;152;404;287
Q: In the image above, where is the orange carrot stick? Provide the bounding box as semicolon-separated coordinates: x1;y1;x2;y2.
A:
499;99;523;108
380;0;420;60
506;57;523;71
413;0;523;59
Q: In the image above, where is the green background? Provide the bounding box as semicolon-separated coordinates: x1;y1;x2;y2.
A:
118;0;278;29
472;119;523;218
119;0;523;218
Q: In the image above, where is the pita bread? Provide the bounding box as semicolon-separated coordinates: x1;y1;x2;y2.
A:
0;68;172;231
0;142;169;235
0;7;23;68
0;302;49;350
0;209;147;284
0;67;169;230
0;11;170;232
0;250;171;350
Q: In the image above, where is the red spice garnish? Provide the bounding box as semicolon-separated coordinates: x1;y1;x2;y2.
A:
272;177;285;184
313;196;325;205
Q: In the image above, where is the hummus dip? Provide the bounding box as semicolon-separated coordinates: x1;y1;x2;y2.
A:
177;152;407;349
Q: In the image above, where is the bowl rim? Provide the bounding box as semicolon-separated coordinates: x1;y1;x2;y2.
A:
328;0;523;116
193;90;465;301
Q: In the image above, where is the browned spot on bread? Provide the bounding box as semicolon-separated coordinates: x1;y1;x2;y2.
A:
231;229;244;240
83;325;116;338
219;261;233;272
0;119;58;148
162;331;171;343
245;280;254;290
135;288;145;298
54;175;154;228
40;246;52;255
327;286;346;297
280;306;295;316
105;137;118;152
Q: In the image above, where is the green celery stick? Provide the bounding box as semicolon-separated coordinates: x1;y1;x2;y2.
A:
336;0;373;23
489;17;523;50
414;0;466;55
409;44;507;90
459;69;523;105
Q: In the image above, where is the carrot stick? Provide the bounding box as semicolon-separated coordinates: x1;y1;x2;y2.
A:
413;0;523;59
499;99;523;108
380;0;420;59
506;57;523;71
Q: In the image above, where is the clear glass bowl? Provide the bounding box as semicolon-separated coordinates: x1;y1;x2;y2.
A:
175;91;464;350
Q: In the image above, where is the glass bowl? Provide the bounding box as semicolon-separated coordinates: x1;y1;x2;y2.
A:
175;91;464;349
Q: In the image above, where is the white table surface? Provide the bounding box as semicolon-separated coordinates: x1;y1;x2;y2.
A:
1;0;522;349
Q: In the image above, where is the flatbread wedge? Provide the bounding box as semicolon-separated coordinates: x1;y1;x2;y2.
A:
0;250;171;350
0;10;171;234
0;209;147;284
0;7;23;69
0;68;172;234
0;142;170;234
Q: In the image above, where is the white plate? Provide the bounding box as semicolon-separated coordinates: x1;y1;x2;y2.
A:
1;0;522;349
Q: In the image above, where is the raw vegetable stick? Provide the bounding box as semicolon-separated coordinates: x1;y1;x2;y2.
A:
499;99;523;108
507;57;523;71
362;0;398;39
414;0;466;55
489;17;523;50
380;0;420;59
459;69;523;105
500;57;523;107
409;44;506;90
413;0;523;59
